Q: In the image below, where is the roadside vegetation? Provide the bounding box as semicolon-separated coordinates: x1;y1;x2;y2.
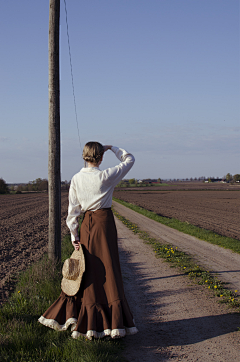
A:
112;208;240;312
116;174;240;188
0;219;124;362
113;198;240;254
15;178;49;193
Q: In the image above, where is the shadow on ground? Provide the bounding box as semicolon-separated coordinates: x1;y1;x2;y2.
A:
118;238;240;361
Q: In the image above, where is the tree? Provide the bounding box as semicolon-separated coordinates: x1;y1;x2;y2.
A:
157;178;161;183
129;178;136;184
0;178;9;194
226;173;233;182
116;180;125;187
16;185;23;192
233;174;240;182
39;179;48;191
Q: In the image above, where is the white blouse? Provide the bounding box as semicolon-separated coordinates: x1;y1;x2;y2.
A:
66;146;135;241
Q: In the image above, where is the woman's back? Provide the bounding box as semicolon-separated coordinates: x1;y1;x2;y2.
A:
67;146;135;241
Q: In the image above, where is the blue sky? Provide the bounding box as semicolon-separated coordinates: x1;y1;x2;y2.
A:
0;0;239;183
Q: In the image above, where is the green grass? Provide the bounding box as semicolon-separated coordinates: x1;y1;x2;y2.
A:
112;208;240;312
113;197;240;254
0;218;125;362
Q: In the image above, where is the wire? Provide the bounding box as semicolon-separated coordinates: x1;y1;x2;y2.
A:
63;0;82;153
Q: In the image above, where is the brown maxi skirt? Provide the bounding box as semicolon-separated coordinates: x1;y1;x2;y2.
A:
38;208;138;339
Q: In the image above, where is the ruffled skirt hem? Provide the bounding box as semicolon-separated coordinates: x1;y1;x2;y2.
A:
38;315;138;340
38;316;77;332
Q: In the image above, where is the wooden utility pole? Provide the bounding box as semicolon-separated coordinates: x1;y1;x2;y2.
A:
48;0;61;261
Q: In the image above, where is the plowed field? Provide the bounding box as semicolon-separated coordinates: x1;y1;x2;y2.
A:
113;189;240;240
0;192;69;305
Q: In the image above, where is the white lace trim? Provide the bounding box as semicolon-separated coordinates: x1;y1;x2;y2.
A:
38;316;77;332
72;326;138;340
38;315;138;340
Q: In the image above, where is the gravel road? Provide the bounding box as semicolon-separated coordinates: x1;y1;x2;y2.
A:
114;207;240;361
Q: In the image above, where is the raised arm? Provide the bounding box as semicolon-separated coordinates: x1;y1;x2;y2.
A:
102;146;135;186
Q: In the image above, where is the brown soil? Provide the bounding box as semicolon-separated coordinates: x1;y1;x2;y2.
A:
0;192;69;305
113;189;240;240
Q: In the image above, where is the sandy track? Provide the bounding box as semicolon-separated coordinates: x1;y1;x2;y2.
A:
115;214;240;361
0;192;69;305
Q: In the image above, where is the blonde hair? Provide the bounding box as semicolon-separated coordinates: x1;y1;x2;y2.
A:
82;141;104;164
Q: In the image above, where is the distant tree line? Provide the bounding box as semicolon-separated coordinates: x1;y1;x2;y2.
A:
15;179;70;193
225;173;240;183
116;174;240;187
116;178;162;187
16;178;48;193
1;173;239;195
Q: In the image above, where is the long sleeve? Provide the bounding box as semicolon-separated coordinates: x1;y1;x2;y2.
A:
66;178;81;241
102;146;135;187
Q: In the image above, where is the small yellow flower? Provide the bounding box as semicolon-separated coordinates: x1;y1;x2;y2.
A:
220;295;223;297
235;290;238;293
208;286;211;289
205;280;208;283
214;285;217;289
18;291;21;293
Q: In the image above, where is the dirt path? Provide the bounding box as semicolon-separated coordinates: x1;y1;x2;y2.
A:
115;214;240;361
113;201;240;294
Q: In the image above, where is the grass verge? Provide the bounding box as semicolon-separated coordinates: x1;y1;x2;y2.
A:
112;207;240;313
113;197;240;254
0;220;125;362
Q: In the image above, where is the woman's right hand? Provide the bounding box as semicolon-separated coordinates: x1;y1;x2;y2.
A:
72;239;80;250
103;145;112;152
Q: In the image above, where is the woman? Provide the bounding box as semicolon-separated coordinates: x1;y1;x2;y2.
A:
39;142;138;340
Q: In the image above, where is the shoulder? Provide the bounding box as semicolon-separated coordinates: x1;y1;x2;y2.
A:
70;169;83;184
